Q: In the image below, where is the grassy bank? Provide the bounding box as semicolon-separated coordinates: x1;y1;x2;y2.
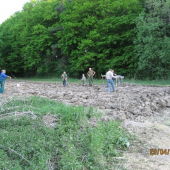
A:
15;76;170;86
125;79;170;86
0;96;131;170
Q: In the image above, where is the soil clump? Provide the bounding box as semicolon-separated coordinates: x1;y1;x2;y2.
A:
2;80;170;170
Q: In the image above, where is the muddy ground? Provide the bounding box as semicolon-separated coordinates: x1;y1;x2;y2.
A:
2;80;170;170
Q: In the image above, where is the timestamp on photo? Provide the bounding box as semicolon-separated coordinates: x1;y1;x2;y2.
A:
150;149;170;155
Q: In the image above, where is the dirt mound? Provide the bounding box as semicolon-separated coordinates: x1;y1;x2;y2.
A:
4;80;170;121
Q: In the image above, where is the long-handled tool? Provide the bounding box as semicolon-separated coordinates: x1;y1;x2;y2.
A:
10;72;20;87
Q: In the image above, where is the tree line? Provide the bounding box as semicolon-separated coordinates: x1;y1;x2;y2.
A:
0;0;170;79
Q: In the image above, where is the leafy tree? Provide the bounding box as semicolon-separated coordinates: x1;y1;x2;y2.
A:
57;0;142;77
134;0;170;79
19;0;59;75
0;33;4;69
0;0;143;78
49;1;69;76
0;0;59;76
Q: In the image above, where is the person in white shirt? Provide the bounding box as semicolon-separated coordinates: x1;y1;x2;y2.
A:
106;69;117;92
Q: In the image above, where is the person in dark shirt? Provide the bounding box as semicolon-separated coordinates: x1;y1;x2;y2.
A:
87;68;95;86
61;72;67;87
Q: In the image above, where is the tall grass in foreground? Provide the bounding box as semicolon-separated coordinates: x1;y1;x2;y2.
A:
0;96;131;169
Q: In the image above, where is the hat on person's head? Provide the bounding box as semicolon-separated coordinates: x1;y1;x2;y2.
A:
109;69;112;71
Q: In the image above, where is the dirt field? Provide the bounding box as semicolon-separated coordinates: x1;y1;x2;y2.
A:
2;80;170;170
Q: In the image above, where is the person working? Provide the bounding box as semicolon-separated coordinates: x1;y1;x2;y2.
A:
61;72;67;87
81;74;86;86
87;68;95;86
106;69;117;92
112;71;124;86
116;75;124;86
0;70;11;94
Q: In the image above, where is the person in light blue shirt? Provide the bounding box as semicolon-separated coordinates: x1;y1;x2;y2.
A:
0;70;11;94
111;70;124;86
81;74;86;86
116;75;124;86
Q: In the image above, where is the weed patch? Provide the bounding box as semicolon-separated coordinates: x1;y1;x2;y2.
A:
0;96;131;169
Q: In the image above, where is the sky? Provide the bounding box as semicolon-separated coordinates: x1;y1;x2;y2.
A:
0;0;30;24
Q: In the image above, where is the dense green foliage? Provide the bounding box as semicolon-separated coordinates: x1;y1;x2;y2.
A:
0;0;170;79
0;96;131;169
57;0;142;77
134;0;170;79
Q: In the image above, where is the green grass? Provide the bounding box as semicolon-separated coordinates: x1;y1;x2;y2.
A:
125;79;170;86
0;96;131;170
13;76;170;86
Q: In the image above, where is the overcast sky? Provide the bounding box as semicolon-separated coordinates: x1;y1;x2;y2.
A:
0;0;30;24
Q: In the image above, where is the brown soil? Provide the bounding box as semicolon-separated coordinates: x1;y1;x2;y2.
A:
2;80;170;170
